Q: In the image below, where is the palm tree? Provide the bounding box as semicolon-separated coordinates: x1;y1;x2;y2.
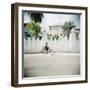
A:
25;22;41;39
62;21;76;40
30;13;44;23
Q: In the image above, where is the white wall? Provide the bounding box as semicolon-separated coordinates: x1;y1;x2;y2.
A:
0;0;89;90
24;36;80;53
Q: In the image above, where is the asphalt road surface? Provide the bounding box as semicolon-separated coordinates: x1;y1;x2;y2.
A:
24;53;80;77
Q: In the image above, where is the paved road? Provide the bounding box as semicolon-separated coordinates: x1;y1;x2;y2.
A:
24;53;80;77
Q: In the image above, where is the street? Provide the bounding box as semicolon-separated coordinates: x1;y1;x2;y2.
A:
24;53;80;77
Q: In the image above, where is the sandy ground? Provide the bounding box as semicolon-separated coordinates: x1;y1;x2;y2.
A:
24;53;80;77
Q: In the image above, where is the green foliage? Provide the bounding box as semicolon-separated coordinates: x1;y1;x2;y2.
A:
25;22;41;38
47;34;60;40
30;13;43;23
55;34;59;40
62;21;76;31
52;36;56;40
62;21;76;40
47;34;52;40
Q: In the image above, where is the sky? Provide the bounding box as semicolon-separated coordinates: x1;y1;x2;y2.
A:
24;12;80;28
43;13;80;28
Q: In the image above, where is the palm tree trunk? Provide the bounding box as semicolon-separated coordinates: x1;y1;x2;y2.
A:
67;31;70;40
66;30;70;40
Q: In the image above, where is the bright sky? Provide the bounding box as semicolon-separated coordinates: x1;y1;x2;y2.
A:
24;12;80;28
43;13;80;28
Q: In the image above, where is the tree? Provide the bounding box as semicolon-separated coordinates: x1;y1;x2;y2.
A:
62;21;76;40
55;34;59;40
47;34;52;40
24;29;32;40
30;13;43;23
25;22;41;39
24;12;43;40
